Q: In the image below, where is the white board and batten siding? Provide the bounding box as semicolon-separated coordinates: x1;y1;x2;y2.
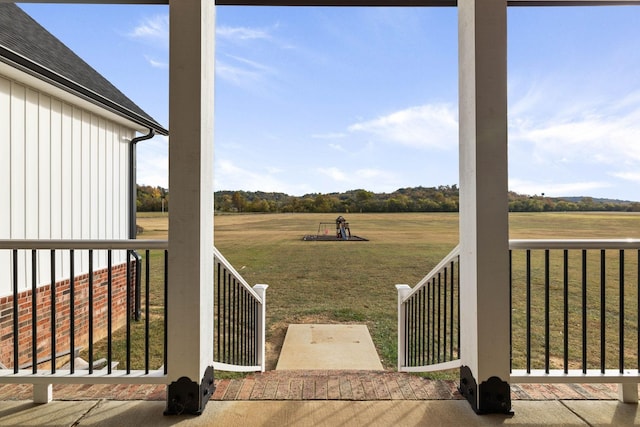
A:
0;73;134;297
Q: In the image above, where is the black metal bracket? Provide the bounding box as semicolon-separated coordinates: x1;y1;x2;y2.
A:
164;365;215;416
459;365;512;415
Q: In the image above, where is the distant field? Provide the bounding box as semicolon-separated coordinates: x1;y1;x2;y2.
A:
134;212;640;372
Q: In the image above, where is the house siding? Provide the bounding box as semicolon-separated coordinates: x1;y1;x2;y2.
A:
0;73;136;369
0;74;133;296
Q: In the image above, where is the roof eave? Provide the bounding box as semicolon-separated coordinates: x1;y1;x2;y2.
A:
0;45;168;136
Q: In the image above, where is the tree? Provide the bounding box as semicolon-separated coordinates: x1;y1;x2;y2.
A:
232;192;246;212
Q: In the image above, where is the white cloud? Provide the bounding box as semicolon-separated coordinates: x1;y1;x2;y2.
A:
509;178;611;197
216;55;275;89
215;61;259;86
128;14;169;45
355;168;396;181
137;136;168;188
215;159;309;194
312;132;346;139
611;171;640;184
348;104;458;150
317;167;347;182
315;167;399;192
510;106;640;168
217;25;272;42
144;55;167;69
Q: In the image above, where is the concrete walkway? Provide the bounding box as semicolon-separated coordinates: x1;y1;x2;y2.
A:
276;324;384;371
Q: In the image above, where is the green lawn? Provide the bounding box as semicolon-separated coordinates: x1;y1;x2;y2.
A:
94;212;640;375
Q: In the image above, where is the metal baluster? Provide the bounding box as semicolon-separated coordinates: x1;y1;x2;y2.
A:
107;250;113;374
563;250;569;374
437;272;442;363
582;250;587;374
544;249;550;373
12;250;18;373
216;261;221;361
126;250;132;374
164;250;168;374
70;250;75;374
31;250;37;374
601;250;606;374
526;249;531;374
450;260;455;361
145;250;150;374
88;250;94;374
619;249;625;373
444;267;448;363
51;250;56;374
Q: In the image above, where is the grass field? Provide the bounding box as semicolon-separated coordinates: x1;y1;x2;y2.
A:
116;211;640;374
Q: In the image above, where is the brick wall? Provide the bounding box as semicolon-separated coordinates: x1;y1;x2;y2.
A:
0;262;136;369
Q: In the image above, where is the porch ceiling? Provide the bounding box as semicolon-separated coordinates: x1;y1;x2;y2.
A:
215;0;640;5
4;0;640;5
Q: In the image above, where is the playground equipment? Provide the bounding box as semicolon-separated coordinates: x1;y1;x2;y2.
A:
335;216;350;240
302;216;368;241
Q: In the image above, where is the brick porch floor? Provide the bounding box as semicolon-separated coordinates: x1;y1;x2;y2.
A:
0;370;620;402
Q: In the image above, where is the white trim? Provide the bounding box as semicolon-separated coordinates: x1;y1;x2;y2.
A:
403;245;460;301
0;63;147;134
510;239;640;250
511;369;640;383
0;239;168;250
400;359;462;373
212;362;262;373
214;247;264;302
0;369;167;384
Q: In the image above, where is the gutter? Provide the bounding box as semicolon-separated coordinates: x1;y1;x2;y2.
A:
129;129;156;240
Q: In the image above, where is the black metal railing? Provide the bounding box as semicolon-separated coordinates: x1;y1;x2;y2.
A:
510;239;640;379
398;239;640;386
397;245;460;371
213;248;266;372
0;240;168;379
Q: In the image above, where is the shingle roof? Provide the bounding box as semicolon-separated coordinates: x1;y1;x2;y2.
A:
0;3;167;135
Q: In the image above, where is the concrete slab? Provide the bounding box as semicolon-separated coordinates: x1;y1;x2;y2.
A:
276;324;384;370
0;401;97;427
562;400;640;427
23;400;596;427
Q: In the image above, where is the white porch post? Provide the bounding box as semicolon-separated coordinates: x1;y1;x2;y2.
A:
165;0;215;416
458;0;511;414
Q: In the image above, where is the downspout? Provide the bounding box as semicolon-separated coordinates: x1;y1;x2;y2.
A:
129;129;155;321
129;129;155;239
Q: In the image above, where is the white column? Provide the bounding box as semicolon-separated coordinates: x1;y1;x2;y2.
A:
458;0;511;414
165;0;215;416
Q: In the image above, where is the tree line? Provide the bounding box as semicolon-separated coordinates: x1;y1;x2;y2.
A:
137;185;169;212
213;186;640;214
137;184;640;213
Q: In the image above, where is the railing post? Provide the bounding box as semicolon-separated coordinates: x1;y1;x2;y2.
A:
396;285;411;371
33;384;52;404
165;0;216;416
458;0;511;415
253;284;268;372
619;383;639;403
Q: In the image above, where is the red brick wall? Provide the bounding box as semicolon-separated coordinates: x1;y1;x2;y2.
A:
0;262;136;369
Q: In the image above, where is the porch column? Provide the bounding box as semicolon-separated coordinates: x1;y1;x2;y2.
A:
458;0;511;414
165;0;215;416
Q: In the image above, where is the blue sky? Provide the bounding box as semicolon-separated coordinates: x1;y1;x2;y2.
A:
18;4;640;200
